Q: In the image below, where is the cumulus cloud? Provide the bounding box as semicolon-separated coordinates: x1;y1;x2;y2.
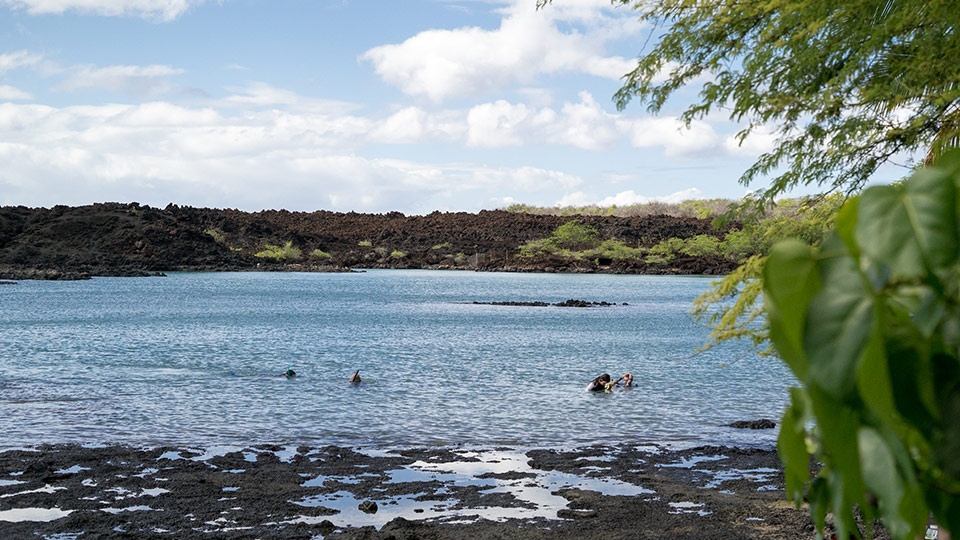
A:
0;0;202;21
0;49;44;73
0;84;31;100
556;187;703;208
361;0;640;103
464;92;618;149
723;126;778;156
0;99;589;213
623;116;722;158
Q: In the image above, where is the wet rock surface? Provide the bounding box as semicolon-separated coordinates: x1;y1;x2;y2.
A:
0;203;738;280
0;443;848;539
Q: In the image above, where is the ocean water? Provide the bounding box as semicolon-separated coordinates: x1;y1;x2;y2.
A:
0;270;794;450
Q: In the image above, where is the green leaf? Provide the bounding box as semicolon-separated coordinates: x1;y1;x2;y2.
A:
856;168;958;279
778;387;813;504
858;427;921;539
856;332;896;426
934;376;960;484
805;233;876;398
887;342;938;437
764;239;820;379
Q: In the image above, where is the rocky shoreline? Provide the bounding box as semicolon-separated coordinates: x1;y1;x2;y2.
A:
0;442;832;539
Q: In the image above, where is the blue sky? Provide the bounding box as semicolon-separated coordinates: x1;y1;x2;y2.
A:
0;0;899;214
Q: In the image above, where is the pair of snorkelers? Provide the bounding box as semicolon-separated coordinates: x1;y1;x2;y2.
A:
586;372;634;392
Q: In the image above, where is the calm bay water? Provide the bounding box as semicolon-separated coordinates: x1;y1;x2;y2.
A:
0;270;793;450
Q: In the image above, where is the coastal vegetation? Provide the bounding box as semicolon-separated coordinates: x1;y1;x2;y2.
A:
254;241;301;262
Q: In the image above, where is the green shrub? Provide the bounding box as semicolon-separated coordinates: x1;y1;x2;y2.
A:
311;249;331;260
358;240;373;247
679;234;721;257
550;220;600;250
517;238;553;259
584;238;644;261
204;228;226;243
390;250;406;259
254;241;301;261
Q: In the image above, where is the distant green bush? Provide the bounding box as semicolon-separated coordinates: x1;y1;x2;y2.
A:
311;249;331;260
431;242;452;250
358;240;372;247
204;228;226;243
390;250;406;259
518;221;601;258
584;239;644;261
679;234;721;257
550;220;600;250
255;241;301;261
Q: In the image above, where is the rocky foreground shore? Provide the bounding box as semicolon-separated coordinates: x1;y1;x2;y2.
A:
0;442;851;540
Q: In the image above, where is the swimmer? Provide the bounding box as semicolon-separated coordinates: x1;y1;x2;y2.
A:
284;368;296;378
621;373;633;387
349;369;361;383
586;373;611;392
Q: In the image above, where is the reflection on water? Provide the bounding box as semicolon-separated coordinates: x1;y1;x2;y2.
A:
0;270;794;449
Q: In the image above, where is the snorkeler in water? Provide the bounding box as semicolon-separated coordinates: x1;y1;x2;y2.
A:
586;373;611;392
349;369;361;383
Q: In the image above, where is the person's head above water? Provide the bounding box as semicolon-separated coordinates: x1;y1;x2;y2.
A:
349;369;361;383
284;369;296;378
593;373;611;384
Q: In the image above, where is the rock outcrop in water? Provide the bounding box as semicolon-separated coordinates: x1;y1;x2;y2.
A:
0;202;738;279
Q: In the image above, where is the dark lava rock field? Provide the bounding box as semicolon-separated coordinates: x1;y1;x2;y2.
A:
0;202;737;280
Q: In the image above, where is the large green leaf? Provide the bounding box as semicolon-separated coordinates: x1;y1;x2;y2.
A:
856;167;958;279
778;387;813;504
764;239;820;379
857;332;896;426
858;427;925;539
886;341;938;438
810;385;866;538
804;233;876;397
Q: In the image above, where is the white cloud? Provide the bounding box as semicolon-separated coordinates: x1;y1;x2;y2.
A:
556;187;703;207
466;100;536;147
58;64;185;97
624;116;721;158
464;92;618;149
0;49;43;73
369;107;428;143
0;0;202;21
723;126;778;156
0;99;589;213
361;0;641;103
0;84;32;100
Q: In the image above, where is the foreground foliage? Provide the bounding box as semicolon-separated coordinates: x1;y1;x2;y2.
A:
766;155;960;538
693;195;844;351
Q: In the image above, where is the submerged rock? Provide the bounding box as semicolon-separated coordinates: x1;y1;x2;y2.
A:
727;418;776;429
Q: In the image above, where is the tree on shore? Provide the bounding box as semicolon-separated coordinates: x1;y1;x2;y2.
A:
536;0;960;536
